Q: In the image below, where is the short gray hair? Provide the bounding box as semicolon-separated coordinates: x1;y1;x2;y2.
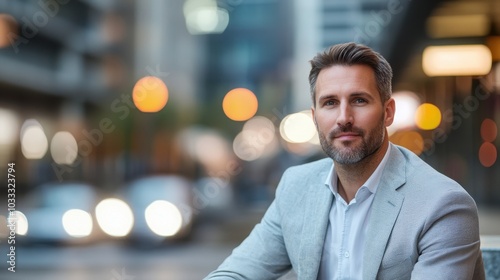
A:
309;42;393;106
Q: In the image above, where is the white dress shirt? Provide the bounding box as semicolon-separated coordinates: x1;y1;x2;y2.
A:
318;147;391;280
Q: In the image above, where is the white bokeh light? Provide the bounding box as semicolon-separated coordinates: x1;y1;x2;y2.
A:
233;116;279;161
62;209;93;238
51;131;78;165
145;200;183;237
95;198;134;237
388;91;420;135
280;111;316;143
20;119;48;159
0;109;19;146
12;211;28;236
184;0;229;35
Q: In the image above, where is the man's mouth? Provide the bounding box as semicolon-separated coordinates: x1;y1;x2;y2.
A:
334;132;360;141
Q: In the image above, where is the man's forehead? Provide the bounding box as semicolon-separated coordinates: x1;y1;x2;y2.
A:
315;65;380;102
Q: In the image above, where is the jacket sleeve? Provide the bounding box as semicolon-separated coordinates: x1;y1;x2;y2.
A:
410;190;485;280
203;170;293;280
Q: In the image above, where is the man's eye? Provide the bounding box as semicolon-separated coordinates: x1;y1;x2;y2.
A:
324;100;336;106
354;98;366;104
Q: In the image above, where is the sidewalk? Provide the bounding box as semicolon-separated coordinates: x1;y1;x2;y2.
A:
478;206;500;235
478;206;500;249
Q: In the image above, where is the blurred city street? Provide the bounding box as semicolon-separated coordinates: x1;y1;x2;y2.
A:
0;207;265;280
0;206;499;280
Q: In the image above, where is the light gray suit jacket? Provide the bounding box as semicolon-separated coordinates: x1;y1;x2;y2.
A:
205;144;485;279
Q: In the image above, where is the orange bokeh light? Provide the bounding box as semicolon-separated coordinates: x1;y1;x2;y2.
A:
480;118;497;142
0;14;18;48
132;76;169;112
479;142;497;167
389;130;424;155
222;88;258;121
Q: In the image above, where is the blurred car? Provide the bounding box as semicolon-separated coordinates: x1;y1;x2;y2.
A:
123;175;194;245
16;182;102;245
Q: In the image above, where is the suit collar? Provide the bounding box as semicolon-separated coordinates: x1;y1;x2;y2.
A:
362;143;407;279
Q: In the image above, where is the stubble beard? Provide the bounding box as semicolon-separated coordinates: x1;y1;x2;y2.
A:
318;117;386;165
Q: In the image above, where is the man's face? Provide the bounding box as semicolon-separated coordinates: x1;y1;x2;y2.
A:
311;64;394;164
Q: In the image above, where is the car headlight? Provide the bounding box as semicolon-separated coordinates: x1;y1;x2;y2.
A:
95;198;134;237
145;200;183;237
62;209;93;238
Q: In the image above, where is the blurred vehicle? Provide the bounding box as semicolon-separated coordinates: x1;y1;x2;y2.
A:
194;176;234;220
17;182;102;245
124;175;194;246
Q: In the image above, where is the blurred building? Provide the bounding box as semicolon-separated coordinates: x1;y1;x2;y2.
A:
0;0;499;206
0;0;135;192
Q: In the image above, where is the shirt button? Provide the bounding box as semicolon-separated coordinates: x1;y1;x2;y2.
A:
344;251;350;258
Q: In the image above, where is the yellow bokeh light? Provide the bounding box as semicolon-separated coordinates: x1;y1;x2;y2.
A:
415;103;441;130
422;45;492;76
222;88;258;121
479;142;497;167
132;76;169;113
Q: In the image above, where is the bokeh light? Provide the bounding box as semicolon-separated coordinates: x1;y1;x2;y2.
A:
20;119;49;159
0;108;19;146
233;116;279;161
480;118;497;142
13;211;28;236
388;91;420;135
243;116;275;139
51;131;78;165
390;130;424;155
133;76;169;112
0;14;18;48
415;103;441;130
62;209;93;238
183;0;229;35
145;200;183;237
422;44;492;76
95;198;134;237
0;215;7;238
280;111;316;143
195;131;231;167
222;88;258;121
479;142;497;167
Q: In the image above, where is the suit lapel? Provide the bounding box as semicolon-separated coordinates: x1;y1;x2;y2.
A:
297;166;333;279
362;144;406;280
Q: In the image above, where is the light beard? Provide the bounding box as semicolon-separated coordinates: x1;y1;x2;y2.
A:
318;118;386;165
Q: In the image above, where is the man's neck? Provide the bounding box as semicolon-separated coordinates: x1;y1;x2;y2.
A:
335;140;389;203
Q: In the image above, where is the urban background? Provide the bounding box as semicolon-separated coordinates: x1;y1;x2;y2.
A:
0;0;499;279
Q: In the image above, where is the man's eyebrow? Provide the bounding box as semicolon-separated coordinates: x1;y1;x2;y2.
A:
317;94;337;102
350;92;375;100
318;92;375;101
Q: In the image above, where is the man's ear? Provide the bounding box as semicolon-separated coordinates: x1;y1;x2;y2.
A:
384;98;395;127
311;106;316;125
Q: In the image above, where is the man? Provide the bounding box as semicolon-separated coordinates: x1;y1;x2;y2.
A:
205;42;485;279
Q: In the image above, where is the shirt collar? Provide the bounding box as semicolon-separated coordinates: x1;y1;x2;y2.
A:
324;145;392;200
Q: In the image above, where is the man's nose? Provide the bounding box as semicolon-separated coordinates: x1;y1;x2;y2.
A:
337;103;354;126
